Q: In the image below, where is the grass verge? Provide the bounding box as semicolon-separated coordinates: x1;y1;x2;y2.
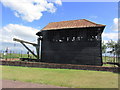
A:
1;65;118;88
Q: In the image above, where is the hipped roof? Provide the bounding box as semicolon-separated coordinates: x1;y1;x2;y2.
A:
41;19;106;31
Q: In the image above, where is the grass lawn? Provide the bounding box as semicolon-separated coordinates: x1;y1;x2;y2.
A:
1;65;118;88
102;56;118;63
0;53;35;59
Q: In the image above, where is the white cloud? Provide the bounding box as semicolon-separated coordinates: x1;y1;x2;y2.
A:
54;0;62;5
14;12;20;18
114;18;118;24
0;0;62;22
0;24;39;44
102;32;118;40
111;18;120;31
102;40;108;44
102;18;119;42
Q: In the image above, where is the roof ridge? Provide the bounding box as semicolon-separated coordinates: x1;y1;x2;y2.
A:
49;19;85;24
82;19;98;25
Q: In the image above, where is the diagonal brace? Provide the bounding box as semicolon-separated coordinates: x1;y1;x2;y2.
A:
21;42;37;58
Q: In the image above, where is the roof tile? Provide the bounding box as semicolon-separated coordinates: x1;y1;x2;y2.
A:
41;19;106;31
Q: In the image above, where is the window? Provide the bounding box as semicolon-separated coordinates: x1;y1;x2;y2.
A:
59;39;63;43
67;37;70;41
72;37;75;41
76;37;80;41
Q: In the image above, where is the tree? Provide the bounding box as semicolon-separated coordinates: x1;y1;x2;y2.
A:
106;40;117;63
115;39;120;63
116;40;120;55
102;41;107;62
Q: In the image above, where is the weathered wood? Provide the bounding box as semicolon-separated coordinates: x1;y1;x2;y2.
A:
21;42;37;58
13;38;39;59
38;27;105;66
36;37;41;59
13;38;37;46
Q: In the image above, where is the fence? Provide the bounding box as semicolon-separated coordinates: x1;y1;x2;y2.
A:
0;51;118;62
102;56;119;64
0;50;36;60
0;50;119;67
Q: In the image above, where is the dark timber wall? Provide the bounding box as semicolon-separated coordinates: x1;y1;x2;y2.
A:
40;27;104;66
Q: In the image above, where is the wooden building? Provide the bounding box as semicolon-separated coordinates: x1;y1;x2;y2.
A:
36;19;106;66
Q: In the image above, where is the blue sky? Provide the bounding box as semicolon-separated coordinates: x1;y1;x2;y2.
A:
1;2;118;30
0;0;119;53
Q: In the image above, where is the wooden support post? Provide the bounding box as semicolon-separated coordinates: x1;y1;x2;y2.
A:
99;32;103;66
36;37;40;59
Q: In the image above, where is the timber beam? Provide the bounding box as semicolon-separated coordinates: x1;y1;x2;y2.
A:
13;38;37;46
13;38;39;59
21;42;37;58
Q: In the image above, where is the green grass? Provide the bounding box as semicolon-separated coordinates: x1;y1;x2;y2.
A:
102;56;119;67
1;65;118;88
0;53;36;59
102;64;118;67
102;56;118;63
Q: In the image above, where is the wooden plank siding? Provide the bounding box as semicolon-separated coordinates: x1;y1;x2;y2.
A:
36;19;106;66
40;28;104;66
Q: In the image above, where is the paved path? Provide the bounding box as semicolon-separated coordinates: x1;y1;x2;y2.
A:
2;80;67;88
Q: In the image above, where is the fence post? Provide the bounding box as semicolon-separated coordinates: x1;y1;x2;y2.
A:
21;51;22;58
27;51;29;58
10;50;11;61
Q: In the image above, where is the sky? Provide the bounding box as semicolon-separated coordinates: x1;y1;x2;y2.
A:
0;0;119;53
